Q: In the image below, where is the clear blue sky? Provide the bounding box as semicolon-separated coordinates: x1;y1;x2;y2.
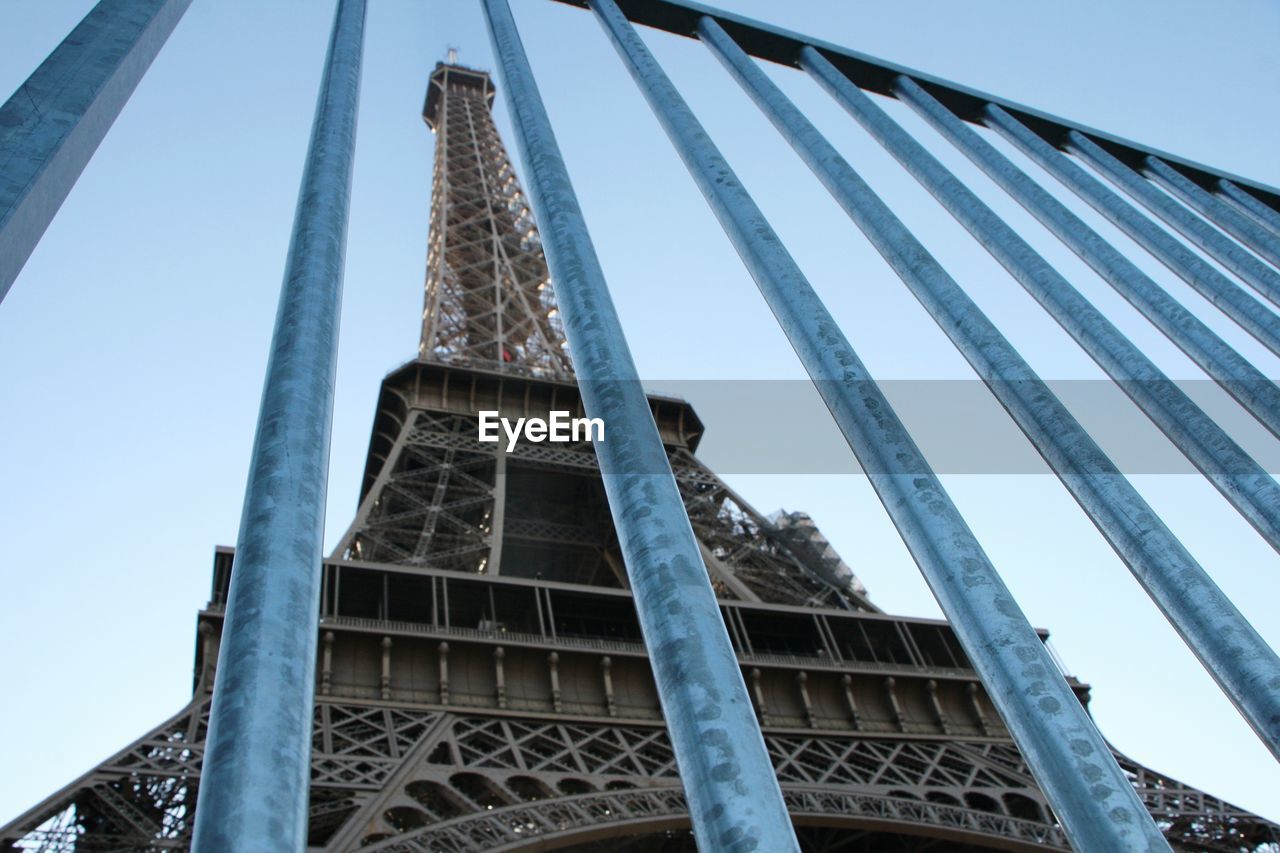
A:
1;0;1278;827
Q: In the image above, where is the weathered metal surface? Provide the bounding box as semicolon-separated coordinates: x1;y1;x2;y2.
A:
892;76;1280;445
481;0;800;849
5;2;1280;850
692;22;1166;850
0;0;193;303
191;0;366;849
803;46;1280;766
546;0;1280;214
984;104;1280;358
1219;178;1280;236
1145;157;1280;269
819;74;1280;551
1069;131;1280;307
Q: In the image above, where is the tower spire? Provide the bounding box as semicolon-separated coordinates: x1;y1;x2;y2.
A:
420;61;573;378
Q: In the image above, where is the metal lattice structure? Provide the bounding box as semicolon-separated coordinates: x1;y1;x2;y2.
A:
4;569;1277;850
5;42;1279;850
420;63;573;379
3;0;1280;849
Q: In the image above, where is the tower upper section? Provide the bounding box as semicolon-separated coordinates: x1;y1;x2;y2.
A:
419;62;573;378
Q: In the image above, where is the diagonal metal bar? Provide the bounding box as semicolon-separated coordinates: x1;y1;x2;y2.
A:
546;0;1280;216
1219;178;1280;237
0;0;193;304
592;4;1168;849
891;76;1280;445
983;104;1280;360
1145;157;1280;269
801;47;1280;763
1068;131;1280;306
191;0;365;849
479;0;798;849
829;79;1280;548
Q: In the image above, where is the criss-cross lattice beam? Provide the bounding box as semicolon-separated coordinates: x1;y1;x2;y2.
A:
421;65;573;379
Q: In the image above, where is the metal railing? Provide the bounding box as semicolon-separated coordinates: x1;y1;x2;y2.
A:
2;0;1277;850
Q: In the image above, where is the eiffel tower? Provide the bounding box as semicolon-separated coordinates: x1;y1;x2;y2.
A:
4;56;1278;853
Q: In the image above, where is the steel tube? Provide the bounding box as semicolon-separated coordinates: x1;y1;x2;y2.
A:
839;83;1280;545
1219;178;1280;237
800;47;1280;760
190;0;365;849
1145;157;1280;269
593;5;1167;848
890;77;1280;445
479;1;798;849
1068;131;1280;305
0;0;193;304
983;105;1280;359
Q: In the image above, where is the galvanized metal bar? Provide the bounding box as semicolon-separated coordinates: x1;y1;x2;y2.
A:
591;6;1167;849
547;0;1280;216
1219;178;1280;236
890;77;1280;445
190;0;365;849
901;79;1280;445
0;0;193;304
839;78;1280;550
837;77;1280;546
1068;130;1280;305
479;1;798;849
1144;157;1280;269
983;105;1280;359
799;48;1280;760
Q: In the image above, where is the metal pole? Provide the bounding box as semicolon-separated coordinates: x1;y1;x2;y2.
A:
591;5;1166;849
478;1;798;849
191;0;364;849
798;45;1280;760
982;105;1280;360
0;0;193;304
1068;131;1280;306
888;76;1280;445
1219;178;1280;237
1145;157;1280;268
793;71;1280;550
